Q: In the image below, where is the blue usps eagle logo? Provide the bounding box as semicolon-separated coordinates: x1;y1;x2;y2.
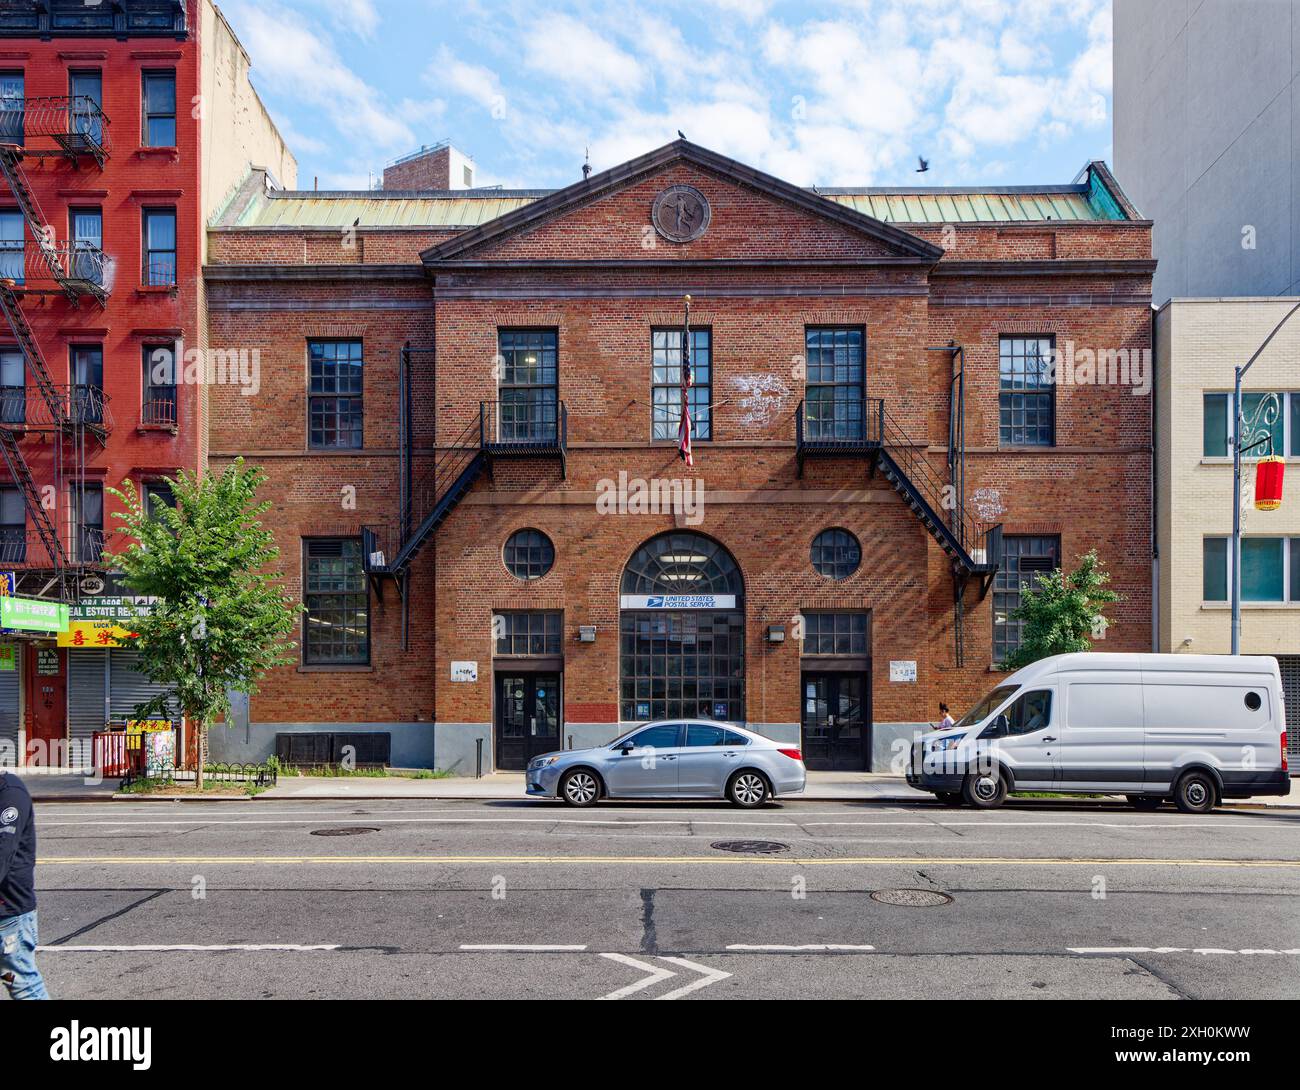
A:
646;596;664;607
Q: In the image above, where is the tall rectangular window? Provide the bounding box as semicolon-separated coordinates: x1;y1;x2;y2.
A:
804;326;865;440
144;479;176;519
70;345;103;425
142;344;177;427
0;210;23;283
68;69;103;145
0;485;24;563
497;329;558;442
70;207;102;285
1203;537;1229;602
651;328;711;441
999;336;1055;446
142;207;176;286
303;538;369;665
70;482;103;563
495;611;562;656
308;339;363;449
1203;393;1229;457
141;70;176;147
0;348;22;425
993;535;1060;662
0;72;23;147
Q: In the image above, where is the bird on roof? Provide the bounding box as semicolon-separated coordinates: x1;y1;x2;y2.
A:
352;217;360;227
678;130;686;140
916;156;930;173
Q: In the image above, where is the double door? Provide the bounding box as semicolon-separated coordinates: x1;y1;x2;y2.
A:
801;672;868;771
495;672;560;771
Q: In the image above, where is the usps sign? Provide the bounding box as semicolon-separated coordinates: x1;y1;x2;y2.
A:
620;594;737;610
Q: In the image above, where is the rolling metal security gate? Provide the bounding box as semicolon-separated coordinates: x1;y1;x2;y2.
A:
1277;656;1300;762
0;666;17;760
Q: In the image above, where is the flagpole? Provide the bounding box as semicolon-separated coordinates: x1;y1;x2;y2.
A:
679;294;694;467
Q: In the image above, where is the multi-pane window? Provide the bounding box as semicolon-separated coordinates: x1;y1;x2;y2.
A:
70;207;102;285
999;336;1055;446
651;328;711;441
308;339;363;449
70;482;103;563
1203;392;1298;458
142;344;177;426
142;70;176;147
0;73;23;146
71;345;103;425
619;610;745;723
1203;537;1300;604
810;528;861;581
495;611;562;656
0;210;22;283
68;70;103;144
993;534;1061;662
801;611;868;655
0;348;22;424
303;538;369;665
142;207;176;286
804;327;865;439
497;329;558;442
0;485;23;562
503;528;554;581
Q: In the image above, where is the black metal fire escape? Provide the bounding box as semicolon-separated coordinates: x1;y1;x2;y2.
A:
0;96;113;600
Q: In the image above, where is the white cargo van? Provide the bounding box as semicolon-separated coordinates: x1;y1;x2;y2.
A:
906;653;1291;812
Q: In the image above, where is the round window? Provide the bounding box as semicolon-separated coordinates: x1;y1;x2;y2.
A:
503;528;554;581
811;528;861;581
1244;691;1262;712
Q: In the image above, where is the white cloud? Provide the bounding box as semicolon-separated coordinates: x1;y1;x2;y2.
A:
523;15;645;96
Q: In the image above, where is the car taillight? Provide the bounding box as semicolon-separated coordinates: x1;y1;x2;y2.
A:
778;747;803;763
1283;732;1288;772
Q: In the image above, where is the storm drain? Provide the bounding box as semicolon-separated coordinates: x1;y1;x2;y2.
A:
870;888;953;907
310;827;381;837
710;840;789;855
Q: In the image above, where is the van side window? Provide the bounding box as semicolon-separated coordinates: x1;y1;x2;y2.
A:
1005;690;1052;735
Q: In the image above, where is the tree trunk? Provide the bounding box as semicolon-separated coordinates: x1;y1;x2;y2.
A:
195;719;207;789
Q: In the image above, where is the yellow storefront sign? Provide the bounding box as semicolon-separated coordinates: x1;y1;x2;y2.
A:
57;620;134;649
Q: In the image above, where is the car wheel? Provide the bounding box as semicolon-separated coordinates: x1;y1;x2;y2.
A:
1127;794;1163;811
936;791;964;807
727;770;769;808
559;769;600;808
962;768;1008;809
1173;771;1217;814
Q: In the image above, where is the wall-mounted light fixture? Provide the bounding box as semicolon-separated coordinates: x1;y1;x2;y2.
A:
766;624;786;644
578;625;597;643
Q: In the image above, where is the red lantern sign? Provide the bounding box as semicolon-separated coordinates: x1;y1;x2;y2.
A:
1255;455;1285;511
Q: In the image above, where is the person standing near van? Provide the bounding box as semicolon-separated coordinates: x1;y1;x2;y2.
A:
0;770;49;999
935;702;955;731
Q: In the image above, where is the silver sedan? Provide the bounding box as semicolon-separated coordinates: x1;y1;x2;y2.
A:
525;720;807;807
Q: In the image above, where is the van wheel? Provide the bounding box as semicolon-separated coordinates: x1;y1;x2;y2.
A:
1127;795;1164;811
935;792;964;807
1173;771;1217;814
962;769;1008;809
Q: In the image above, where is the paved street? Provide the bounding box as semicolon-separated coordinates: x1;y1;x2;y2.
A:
18;796;1300;1000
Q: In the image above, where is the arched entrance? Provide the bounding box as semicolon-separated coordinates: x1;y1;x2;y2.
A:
619;532;744;723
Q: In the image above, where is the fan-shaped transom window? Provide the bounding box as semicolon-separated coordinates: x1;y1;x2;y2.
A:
621;532;743;598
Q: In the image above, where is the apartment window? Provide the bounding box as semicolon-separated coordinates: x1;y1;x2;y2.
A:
142;70;176;147
144;479;176;519
497;329;558;442
801;611;868;656
651;328;711;441
993;535;1060;662
1203;392;1297;458
68;70;103;144
1203;537;1300;604
308;339;363;449
70;482;103;563
0;348;22;424
999;336;1055;446
142;344;177;427
70;207;103;286
0;485;24;563
804;326;865;440
0;210;23;283
495;611;562;656
303;538;369;665
142;207;176;286
0;73;23;146
71;345;103;426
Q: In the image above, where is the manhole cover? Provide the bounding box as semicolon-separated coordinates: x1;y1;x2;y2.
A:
710;840;789;854
310;827;380;837
870;888;953;907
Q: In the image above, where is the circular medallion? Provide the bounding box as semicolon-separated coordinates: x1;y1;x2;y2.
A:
651;185;711;243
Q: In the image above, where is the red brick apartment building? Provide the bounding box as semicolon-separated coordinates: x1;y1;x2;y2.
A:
0;0;293;765
206;139;1154;773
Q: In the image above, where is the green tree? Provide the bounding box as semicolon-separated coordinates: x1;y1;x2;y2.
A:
999;549;1121;672
109;459;298;786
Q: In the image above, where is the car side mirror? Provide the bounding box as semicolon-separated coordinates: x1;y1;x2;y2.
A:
984;715;1010;739
618;744;634;755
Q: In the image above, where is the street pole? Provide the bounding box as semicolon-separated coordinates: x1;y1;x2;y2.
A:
1231;298;1300;655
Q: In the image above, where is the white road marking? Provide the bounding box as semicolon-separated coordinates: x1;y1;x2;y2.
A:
598;953;677;1000
654;957;733;1000
37;943;341;952
1070;946;1300;956
459;944;587;952
725;943;876;952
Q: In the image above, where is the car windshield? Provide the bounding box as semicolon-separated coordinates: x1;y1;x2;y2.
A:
953;685;1019;729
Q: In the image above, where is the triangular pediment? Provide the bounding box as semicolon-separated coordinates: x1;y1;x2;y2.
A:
420;140;943;265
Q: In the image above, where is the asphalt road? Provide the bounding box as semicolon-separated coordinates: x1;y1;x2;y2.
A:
16;796;1300;1000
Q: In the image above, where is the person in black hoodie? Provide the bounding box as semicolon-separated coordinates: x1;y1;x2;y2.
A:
0;770;48;999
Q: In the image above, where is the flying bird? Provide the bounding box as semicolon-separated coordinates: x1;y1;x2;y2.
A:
916;156;930;173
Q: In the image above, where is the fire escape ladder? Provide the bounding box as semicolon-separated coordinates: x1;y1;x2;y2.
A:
0;280;64;425
0;427;65;569
0;146;67;282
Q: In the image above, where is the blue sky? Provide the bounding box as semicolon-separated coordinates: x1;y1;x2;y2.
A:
219;0;1114;192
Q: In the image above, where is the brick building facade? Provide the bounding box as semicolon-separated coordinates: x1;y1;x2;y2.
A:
206;141;1154;773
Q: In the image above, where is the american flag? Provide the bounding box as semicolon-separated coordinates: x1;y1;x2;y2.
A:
678;294;694;467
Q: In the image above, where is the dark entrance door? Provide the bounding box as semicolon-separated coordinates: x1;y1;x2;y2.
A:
25;644;66;766
801;672;868;771
495;671;560;771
